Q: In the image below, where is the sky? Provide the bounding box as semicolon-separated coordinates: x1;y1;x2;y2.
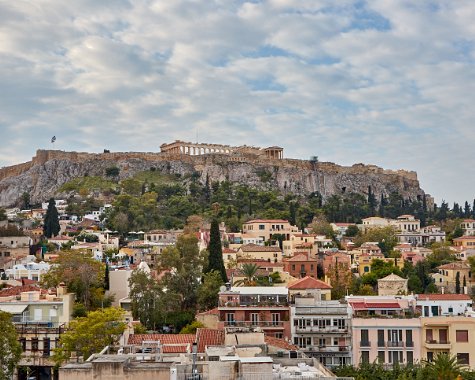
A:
0;0;474;205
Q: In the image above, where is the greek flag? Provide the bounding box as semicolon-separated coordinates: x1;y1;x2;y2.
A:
51;136;56;143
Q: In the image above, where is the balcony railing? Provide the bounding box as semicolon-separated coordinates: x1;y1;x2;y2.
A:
360;341;371;347
386;341;404;348
223;320;284;328
219;301;288;307
306;345;351;353
295;326;349;333
425;339;450;346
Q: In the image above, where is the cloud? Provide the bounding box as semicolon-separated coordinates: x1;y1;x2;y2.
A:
0;0;474;205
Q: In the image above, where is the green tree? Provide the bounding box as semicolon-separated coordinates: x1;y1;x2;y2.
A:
309;214;336;239
345;225;359;237
104;262;110;291
43;198;60;238
354;226;398;255
21;191;30;210
53;308;125;365
204;219;227;283
234;263;260;286
41;250;105;310
159;233;205;311
197;270;223;311
180;320;205;334
105;166;120;177
425;353;462;380
455;271;461;294
0;311;22;380
128;268;169;330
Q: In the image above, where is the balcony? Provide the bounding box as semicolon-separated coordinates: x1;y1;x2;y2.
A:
386;341;404;348
295;326;349;334
307;345;351;353
424;340;451;350
223;320;284;328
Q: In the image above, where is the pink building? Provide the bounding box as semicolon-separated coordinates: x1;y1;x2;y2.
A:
348;296;421;367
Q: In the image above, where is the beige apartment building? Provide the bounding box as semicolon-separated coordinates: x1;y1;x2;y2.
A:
242;219;300;242
421;317;475;367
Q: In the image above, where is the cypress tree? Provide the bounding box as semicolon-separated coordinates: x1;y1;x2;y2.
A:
43;198;60;238
205;219;228;283
104;262;110;290
455;271;461;294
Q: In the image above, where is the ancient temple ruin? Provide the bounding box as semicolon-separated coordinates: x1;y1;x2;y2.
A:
160;140;283;159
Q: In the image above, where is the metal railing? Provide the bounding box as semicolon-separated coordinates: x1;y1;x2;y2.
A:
223;321;284;328
295;326;349;333
173;374;354;380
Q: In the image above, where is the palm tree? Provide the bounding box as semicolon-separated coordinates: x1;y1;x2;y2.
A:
425;353;463;380
234;263;260;286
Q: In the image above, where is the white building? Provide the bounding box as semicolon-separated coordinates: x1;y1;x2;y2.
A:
290;297;352;368
5;261;50;281
415;294;473;317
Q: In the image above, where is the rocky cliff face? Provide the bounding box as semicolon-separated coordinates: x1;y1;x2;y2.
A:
0;149;425;207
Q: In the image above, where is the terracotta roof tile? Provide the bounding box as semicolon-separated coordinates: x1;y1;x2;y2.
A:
264;336;299;351
196;328;225;352
239;244;282;253
438;262;470;270
127;329;225;354
349;301;401;310
0;285;47;297
244;219;289;224
288;276;332;290
284;254;314;262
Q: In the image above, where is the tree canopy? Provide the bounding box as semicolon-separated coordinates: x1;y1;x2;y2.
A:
204;219;227;283
41;250;109;310
53;308;125;365
43;198;60;238
0;312;22;380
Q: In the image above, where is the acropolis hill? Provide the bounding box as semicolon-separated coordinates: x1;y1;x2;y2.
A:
0;140;426;207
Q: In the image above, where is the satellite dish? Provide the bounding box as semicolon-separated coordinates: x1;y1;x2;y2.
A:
219;286;226;292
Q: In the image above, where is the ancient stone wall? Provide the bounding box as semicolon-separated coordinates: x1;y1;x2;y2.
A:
0;149;426;207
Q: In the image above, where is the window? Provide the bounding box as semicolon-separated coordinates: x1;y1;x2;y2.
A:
361;329;370;346
457;353;470;365
259;225;265;230
226;313;235;326
377;351;385;364
431;305;439;316
456;330;469;342
19;338;26;351
426;329;433;342
272;313;280;326
34;308;42;321
388;351;403;364
361;351;370;364
407;351;413;364
406;330;413;347
427;352;434;362
448;307;453;313
424;306;429;317
291;265;295;271
377;330;385;347
43;338;50;357
275;333;283;339
250;313;259;325
31;338;39;352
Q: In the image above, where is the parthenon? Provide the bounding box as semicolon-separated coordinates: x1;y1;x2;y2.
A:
160;140;283;159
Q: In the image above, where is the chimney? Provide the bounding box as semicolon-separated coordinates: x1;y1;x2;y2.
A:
57;282;66;296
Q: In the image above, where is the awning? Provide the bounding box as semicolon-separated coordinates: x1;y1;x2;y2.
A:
0;304;28;314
